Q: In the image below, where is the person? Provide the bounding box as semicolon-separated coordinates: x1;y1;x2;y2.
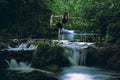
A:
56;22;63;29
50;15;56;27
50;11;69;27
62;11;69;24
56;22;63;40
50;11;69;40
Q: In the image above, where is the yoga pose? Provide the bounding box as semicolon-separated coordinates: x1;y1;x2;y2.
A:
50;12;69;40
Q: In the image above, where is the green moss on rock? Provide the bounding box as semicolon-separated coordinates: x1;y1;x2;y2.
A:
32;41;70;68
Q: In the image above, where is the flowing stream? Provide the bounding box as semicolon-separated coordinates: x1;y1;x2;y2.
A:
5;59;54;75
53;40;94;66
58;66;120;80
3;43;37;51
1;29;120;80
61;28;101;41
56;29;120;80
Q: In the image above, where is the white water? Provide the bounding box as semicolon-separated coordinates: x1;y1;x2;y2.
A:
4;43;37;51
61;28;101;40
57;28;98;65
62;28;74;34
55;29;120;80
5;59;54;75
52;40;94;66
58;66;120;80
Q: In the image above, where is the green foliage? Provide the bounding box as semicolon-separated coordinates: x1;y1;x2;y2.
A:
48;0;120;39
106;22;120;42
0;0;52;39
0;0;120;39
32;41;70;68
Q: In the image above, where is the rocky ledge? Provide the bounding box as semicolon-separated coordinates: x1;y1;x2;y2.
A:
86;42;120;70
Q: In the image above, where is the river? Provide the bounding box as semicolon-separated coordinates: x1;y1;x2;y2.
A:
1;29;120;80
61;28;101;41
57;29;120;80
57;66;120;80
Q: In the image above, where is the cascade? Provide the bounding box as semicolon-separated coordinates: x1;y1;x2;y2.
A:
62;28;74;40
64;45;87;66
65;47;80;66
62;28;74;34
28;44;37;50
7;45;12;49
5;59;19;68
5;59;55;75
79;49;86;65
4;43;37;51
53;40;94;66
18;43;27;49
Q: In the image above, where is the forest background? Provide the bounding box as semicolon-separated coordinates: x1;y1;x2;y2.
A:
0;0;120;42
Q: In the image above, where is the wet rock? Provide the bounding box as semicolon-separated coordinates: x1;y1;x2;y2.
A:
86;43;120;70
32;41;70;68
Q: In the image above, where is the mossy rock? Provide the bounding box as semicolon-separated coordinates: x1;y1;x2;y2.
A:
32;41;70;68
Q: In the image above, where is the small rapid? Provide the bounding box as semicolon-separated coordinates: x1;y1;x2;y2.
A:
3;43;37;51
5;59;55;75
52;40;94;66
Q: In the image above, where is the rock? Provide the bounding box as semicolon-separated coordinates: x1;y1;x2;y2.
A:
86;43;120;70
32;41;70;68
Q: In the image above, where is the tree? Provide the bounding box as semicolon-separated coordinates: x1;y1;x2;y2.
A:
0;0;52;39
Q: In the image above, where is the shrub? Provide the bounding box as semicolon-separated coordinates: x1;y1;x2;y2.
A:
106;22;120;42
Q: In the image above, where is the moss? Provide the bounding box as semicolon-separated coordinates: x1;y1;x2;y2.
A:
32;41;70;68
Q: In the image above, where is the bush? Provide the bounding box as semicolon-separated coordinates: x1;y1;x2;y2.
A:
0;0;52;38
106;22;120;42
32;41;70;68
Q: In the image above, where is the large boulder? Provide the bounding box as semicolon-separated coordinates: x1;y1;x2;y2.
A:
32;41;70;68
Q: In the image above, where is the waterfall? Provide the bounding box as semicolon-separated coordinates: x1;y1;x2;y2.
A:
65;47;87;66
54;40;94;66
18;43;27;49
80;49;86;65
5;59;55;75
62;28;74;34
66;48;80;66
28;44;37;50
5;59;19;68
3;43;37;51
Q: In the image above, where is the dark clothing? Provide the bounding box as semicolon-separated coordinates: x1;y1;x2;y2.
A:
62;12;68;24
56;22;63;29
62;18;68;24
